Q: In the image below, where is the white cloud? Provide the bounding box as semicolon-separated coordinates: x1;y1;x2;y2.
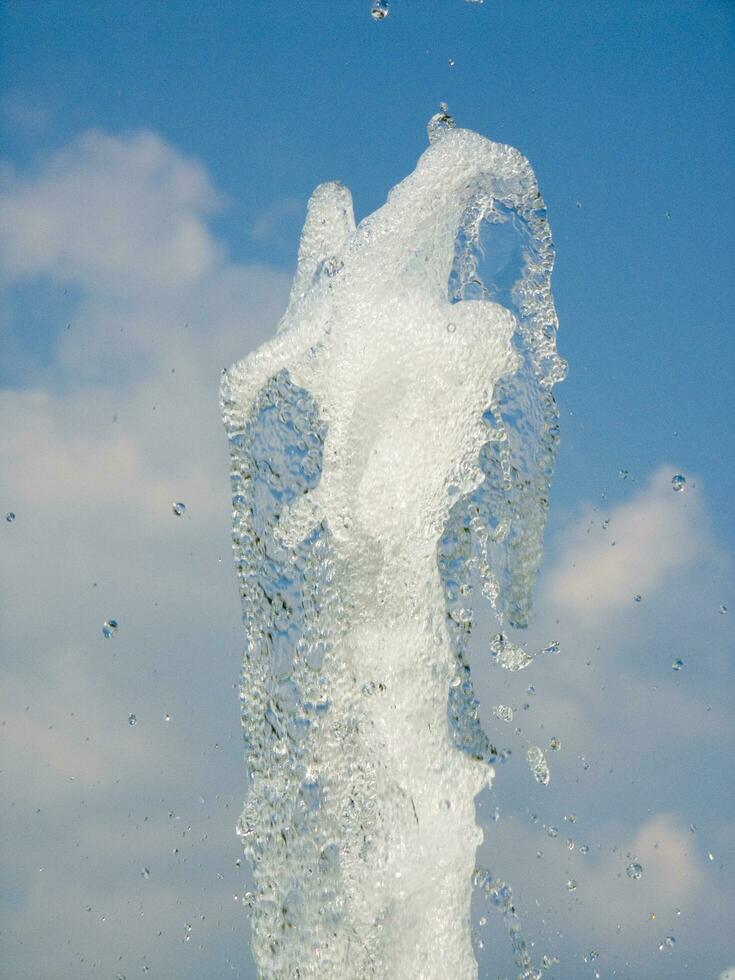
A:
0;130;224;295
0;129;290;979
544;466;714;622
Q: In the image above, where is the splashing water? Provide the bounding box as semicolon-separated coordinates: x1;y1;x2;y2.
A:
221;126;564;978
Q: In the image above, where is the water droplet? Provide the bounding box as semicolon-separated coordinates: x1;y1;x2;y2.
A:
564;813;577;823
102;619;118;638
672;659;684;671
128;713;137;727
427;102;456;144
708;851;715;861
141;867;150;879
671;474;686;492
567;838;575;851
619;468;629;480
164;713;171;722
490;633;533;671
6;512;15;523
546;825;558;838
447;322;457;334
542;639;560;655
579;844;590;855
626;862;643;880
585;950;600;963
448;58;455;67
567;878;577;891
549;736;561;751
370;0;389;19
172;501;186;516
493;704;513;723
527;745;550;785
633;594;642;603
659;936;676;950
719;603;727;614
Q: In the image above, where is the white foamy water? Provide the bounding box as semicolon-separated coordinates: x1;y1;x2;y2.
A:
221;125;564;978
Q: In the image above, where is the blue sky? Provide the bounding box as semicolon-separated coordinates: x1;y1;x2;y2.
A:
1;2;734;978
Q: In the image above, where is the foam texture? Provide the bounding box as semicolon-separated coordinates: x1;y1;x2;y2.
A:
221;127;564;979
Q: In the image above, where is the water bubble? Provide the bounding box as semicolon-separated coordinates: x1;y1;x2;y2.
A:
567;838;575;850
671;474;686;492
6;512;15;523
585;950;600;963
427;102;456;144
172;501;186;516
448;58;455;67
370;0;389;19
672;659;684;671
659;936;676;950
164;713;171;722
141;867;150;879
619;469;629;480
546;825;558;839
719;603;727;614
633;594;642;603
567;878;577;891
626;861;643;880
128;713;137;726
102;619;118;638
549;736;561;751
493;704;513;723
542;639;560;655
447;322;457;334
564;813;577;823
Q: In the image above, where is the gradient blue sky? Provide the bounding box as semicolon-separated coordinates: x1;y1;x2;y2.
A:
1;2;734;979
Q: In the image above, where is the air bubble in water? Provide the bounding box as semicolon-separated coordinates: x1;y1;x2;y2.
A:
626;862;643;880
370;0;389;19
427;102;456;144
102;619;118;638
671;474;686;492
172;501;186;516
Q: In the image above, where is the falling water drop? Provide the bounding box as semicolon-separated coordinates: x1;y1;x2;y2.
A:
370;0;389;19
6;512;15;523
493;704;513;723
672;659;684;671
128;713;137;727
567;878;577;891
671;474;686;492
659;936;676;950
102;619;118;638
718;603;727;614
626;862;643;880
141;867;150;879
542;639;560;656
172;501;187;516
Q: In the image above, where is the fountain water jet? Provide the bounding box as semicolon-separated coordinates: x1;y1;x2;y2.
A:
221;126;564;979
